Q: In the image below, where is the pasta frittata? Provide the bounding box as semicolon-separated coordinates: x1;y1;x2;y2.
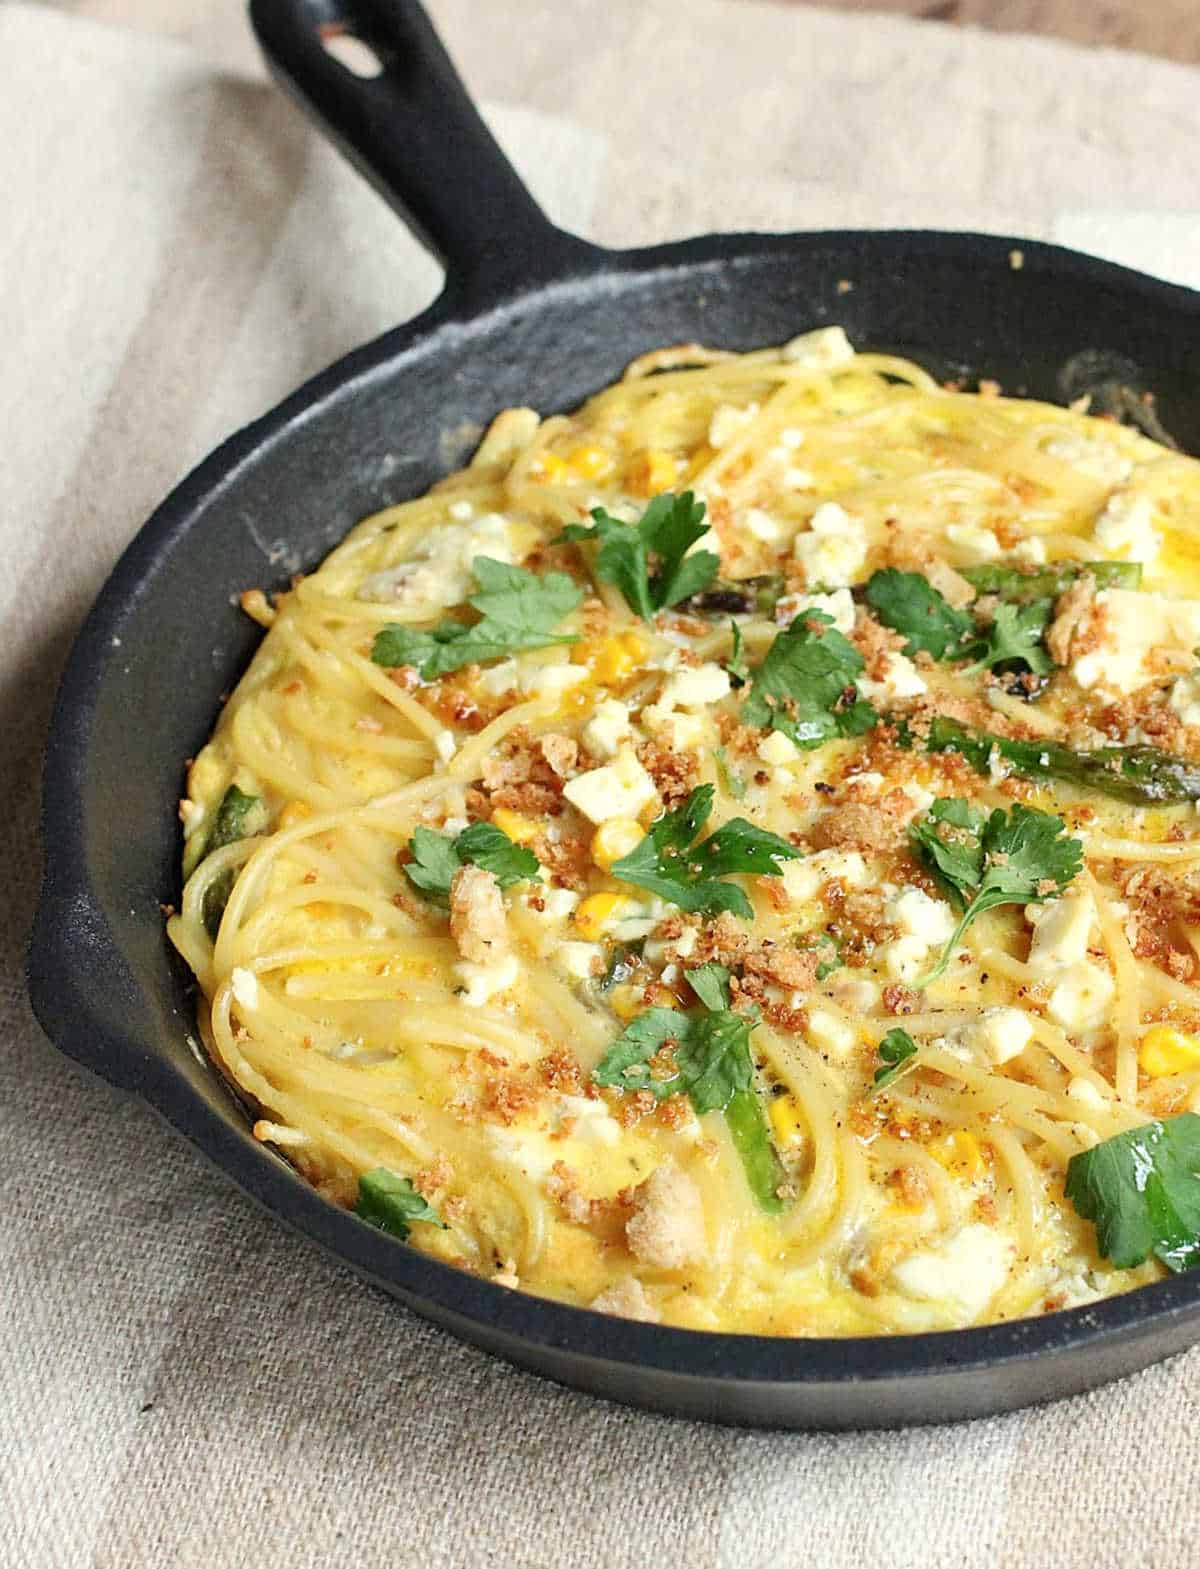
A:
168;327;1200;1334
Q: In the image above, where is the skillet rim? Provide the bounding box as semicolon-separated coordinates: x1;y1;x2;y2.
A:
29;224;1200;1416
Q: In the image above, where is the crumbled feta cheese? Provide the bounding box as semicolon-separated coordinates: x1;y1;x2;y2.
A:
581;698;631;759
658;662;732;710
455;952;520;1007
757;730;800;767
890;1224;1010;1319
1046;960;1115;1032
432;728;457;765
782;468;814;490
559;941;603;981
791;502;868;589
1011;535;1047;566
775;586;856;633
525;887;580;923
743;507;783;542
901;780;936;814
357;511;514;608
442;815;469;837
1027;887;1095;971
708;401;759;448
520;663;589;699
826;971;879;1011
563;748;658;824
881;887;956;981
1169;673;1200;727
1070;590;1200;695
889;886;957;944
231;968;259;1012
486;1125;557;1180
806;1008;858;1057
965;1006;1034;1066
945;522;1002;563
881;936;931;984
782;850;868;904
479;659;519;696
858;651;927;703
641;711;706;751
781;325;854;367
556;1095;620;1145
1092;488;1160;565
1067;1075;1108;1111
1044;432;1133;485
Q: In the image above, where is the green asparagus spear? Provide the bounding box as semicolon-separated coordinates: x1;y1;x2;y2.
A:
960;560;1142;602
915;716;1200;805
724;1088;787;1215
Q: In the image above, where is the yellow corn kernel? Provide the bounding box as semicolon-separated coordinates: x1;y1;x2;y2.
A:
591;817;644;871
574;891;630;941
608;983;642;1021
566;443;615;481
686;442;717;478
768;1093;805;1148
531;451;568;484
1139;1024;1200;1078
627;448;678;497
596;631;648;685
928;1130;986;1180
491;807;540;846
278;799;311;830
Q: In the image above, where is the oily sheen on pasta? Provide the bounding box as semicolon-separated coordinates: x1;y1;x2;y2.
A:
169;326;1200;1335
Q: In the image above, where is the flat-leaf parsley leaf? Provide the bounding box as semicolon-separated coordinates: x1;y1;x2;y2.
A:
610;783;800;919
1065;1114;1200;1273
593;987;785;1212
865;569;975;659
558;491;719;619
871;1027;920;1093
909;798;1083;984
355;1168;446;1241
404;820;540;902
371;557;582;678
741;610;876;749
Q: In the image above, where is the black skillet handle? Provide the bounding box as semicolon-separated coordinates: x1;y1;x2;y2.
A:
249;0;604;306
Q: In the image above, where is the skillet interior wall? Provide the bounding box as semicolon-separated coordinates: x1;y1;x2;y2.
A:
77;239;1200;1116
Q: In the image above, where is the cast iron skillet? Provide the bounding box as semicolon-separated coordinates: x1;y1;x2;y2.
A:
28;0;1200;1429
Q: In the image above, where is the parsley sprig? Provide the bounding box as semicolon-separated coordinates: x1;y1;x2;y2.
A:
1066;1114;1200;1273
371;557;582;679
909;798;1084;985
865;569;974;660
558;491;719;619
592;969;785;1211
355;1169;446;1241
404;820;540;903
865;568;1054;677
741;610;876;749
871;1027;920;1093
611;784;800;920
965;599;1055;676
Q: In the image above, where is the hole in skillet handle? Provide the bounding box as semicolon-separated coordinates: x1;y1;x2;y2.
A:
318;22;387;79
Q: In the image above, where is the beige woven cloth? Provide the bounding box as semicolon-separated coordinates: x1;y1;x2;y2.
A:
6;2;1200;1563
